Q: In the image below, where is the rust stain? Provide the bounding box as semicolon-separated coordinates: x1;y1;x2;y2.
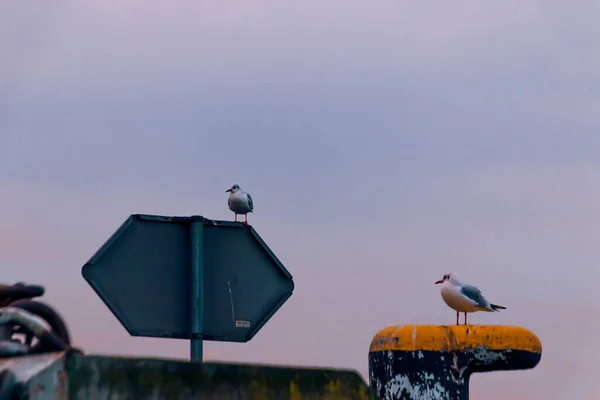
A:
29;384;44;396
55;368;68;399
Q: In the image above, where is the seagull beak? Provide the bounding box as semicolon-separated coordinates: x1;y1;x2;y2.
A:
225;189;232;192
435;280;443;284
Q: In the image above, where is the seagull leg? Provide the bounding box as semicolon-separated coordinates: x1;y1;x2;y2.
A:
234;214;238;222
243;214;248;226
456;311;459;325
464;312;467;325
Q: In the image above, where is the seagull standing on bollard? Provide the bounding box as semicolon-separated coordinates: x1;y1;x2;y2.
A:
435;273;506;325
226;183;254;225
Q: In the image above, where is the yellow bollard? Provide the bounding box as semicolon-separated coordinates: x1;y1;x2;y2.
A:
368;325;542;400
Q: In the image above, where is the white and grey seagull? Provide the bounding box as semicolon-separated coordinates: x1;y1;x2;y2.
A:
226;183;254;225
435;272;506;325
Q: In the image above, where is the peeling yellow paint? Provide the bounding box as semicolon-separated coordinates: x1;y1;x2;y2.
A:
369;325;542;353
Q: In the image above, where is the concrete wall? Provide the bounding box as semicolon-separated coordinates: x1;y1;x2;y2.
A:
3;351;375;399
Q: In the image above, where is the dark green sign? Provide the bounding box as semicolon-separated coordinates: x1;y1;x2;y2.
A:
82;214;294;361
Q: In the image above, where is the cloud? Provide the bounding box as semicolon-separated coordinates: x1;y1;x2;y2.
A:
1;0;595;101
1;1;598;199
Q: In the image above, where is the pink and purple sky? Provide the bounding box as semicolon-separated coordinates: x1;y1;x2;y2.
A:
2;1;600;398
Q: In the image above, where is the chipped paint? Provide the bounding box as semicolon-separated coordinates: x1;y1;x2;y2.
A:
448;352;469;386
471;346;506;364
385;373;449;400
369;325;543;400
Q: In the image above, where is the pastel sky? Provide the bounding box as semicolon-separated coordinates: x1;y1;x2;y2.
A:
2;1;600;398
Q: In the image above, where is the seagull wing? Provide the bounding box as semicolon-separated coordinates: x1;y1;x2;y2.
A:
246;193;254;211
460;284;492;310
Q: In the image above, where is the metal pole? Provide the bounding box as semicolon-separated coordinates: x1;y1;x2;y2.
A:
190;220;203;362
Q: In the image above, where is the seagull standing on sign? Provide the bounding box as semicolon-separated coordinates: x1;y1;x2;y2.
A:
226;183;254;225
435;273;506;325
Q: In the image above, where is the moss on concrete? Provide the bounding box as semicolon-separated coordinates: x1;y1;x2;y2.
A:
65;354;376;399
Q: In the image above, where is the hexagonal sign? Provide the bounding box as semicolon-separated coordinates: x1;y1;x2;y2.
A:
82;214;294;343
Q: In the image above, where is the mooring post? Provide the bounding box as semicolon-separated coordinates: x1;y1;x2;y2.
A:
368;325;542;400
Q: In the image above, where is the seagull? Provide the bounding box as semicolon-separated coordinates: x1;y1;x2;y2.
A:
226;183;253;225
435;272;506;325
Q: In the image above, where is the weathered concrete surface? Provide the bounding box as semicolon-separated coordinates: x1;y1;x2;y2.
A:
0;352;68;399
369;325;542;400
0;352;65;384
6;351;375;399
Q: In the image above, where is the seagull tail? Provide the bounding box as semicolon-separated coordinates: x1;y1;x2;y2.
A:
490;303;506;311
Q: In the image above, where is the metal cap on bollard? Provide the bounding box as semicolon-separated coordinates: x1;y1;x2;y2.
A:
368;325;542;400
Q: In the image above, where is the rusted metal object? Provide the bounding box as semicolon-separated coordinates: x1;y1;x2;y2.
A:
0;283;44;307
0;307;70;359
0;283;71;360
0;283;73;398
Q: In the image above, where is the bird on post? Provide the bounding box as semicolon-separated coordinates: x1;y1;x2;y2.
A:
226;183;254;226
435;272;506;325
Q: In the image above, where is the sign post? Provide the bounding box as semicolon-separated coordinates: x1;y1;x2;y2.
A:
81;214;294;361
190;220;203;362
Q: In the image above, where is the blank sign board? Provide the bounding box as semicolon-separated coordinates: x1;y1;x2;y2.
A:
82;215;294;343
